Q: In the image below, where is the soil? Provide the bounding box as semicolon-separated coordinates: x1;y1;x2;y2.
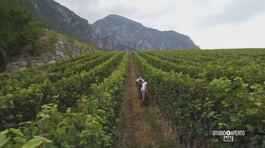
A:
113;54;180;148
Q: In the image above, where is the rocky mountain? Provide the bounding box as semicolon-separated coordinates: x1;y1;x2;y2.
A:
92;14;199;50
26;0;96;42
26;0;199;50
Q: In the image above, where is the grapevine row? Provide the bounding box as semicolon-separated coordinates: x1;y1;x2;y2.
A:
0;52;113;95
134;52;265;147
0;52;124;130
0;53;128;147
140;51;265;85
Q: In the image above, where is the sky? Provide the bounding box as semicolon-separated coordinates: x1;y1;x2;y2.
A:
54;0;265;49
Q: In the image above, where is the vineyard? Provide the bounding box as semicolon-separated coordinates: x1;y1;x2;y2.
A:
134;49;265;147
0;51;129;147
0;49;264;147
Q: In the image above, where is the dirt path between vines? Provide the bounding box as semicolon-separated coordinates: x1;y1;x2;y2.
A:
113;54;180;148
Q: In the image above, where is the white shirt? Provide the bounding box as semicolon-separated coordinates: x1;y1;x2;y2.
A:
141;81;148;91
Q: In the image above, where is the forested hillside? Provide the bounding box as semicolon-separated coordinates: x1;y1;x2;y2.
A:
0;0;43;71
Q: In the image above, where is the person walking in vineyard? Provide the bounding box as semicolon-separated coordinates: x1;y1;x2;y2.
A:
136;77;144;100
141;79;148;106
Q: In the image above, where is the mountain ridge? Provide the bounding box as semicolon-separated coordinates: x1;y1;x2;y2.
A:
26;0;97;42
92;14;200;50
26;0;199;50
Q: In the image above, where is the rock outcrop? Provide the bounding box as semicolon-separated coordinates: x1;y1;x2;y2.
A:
92;14;200;50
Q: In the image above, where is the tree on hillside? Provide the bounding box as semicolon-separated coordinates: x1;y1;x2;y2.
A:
0;48;8;72
0;0;43;58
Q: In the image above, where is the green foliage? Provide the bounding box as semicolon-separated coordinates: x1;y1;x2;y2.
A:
0;52;128;147
144;49;265;84
0;52;124;130
0;49;264;147
0;49;7;72
0;128;27;147
22;136;53;148
0;0;43;58
0;128;54;148
134;50;265;147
